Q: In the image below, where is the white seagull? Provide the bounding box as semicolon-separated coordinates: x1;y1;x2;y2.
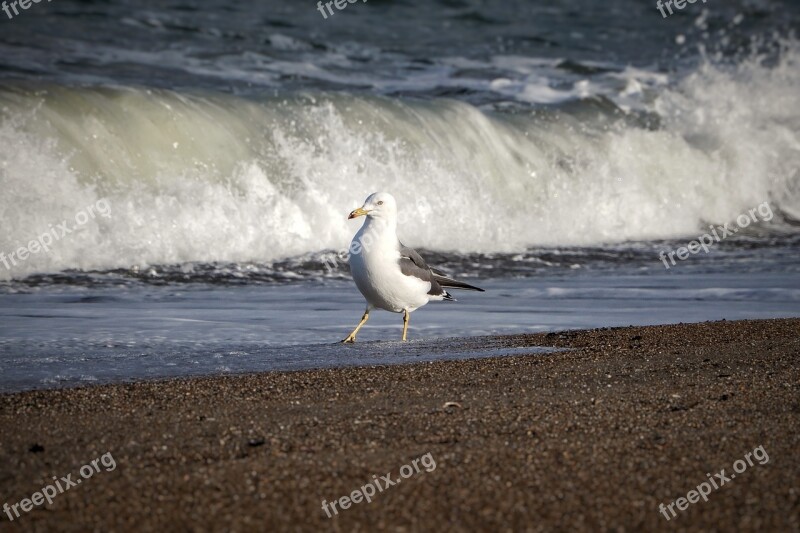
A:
342;192;484;343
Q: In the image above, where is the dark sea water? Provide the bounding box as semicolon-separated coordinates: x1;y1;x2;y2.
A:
1;0;799;391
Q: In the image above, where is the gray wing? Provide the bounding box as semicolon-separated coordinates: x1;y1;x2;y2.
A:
399;243;484;293
398;243;446;296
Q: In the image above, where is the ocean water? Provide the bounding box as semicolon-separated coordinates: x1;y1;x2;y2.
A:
1;0;799;392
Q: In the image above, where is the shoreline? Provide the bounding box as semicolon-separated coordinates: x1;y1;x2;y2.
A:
1;318;798;531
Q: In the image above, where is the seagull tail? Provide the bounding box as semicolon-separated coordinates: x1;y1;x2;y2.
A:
432;272;485;292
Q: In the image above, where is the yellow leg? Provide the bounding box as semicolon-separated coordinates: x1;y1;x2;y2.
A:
402;309;410;341
342;309;370;343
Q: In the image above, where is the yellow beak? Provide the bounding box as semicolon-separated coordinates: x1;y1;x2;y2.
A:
348;207;369;219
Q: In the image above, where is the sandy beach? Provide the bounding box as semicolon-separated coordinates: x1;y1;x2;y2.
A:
0;318;798;531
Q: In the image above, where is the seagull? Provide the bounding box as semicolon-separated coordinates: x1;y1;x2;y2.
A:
342;192;484;343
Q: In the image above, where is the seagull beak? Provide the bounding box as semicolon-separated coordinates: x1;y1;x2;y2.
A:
348;207;369;219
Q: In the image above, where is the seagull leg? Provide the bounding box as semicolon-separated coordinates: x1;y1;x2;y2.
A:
342;308;370;343
402;309;410;341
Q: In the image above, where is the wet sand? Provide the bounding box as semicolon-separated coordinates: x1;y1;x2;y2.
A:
1;318;798;532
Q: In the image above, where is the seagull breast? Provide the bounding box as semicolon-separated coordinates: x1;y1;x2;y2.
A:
349;220;434;313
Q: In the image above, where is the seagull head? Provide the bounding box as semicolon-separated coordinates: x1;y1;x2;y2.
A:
348;192;397;220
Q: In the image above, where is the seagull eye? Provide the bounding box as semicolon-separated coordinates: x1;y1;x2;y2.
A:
377;201;384;205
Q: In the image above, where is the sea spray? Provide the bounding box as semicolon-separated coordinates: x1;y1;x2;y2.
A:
0;41;798;280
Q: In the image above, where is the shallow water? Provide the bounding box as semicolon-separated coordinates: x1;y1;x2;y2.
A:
2;251;798;392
